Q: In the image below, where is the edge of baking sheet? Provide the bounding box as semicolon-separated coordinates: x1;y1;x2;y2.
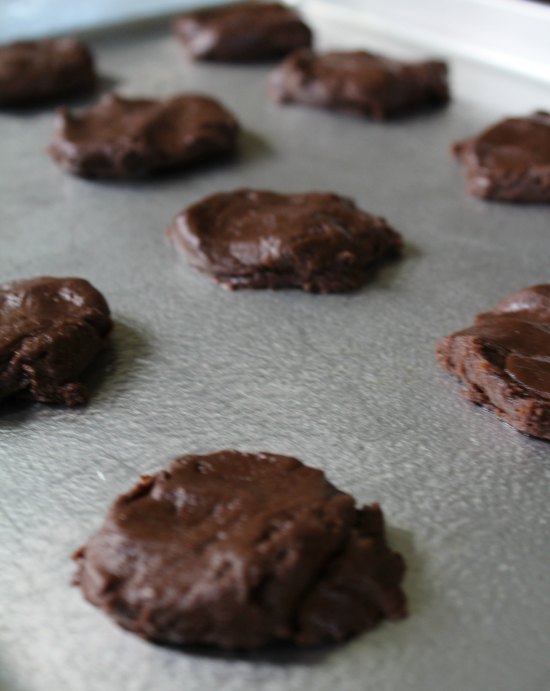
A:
3;0;550;87
304;0;550;85
0;0;234;43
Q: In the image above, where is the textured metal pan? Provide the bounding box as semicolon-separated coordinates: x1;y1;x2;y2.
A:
1;5;549;691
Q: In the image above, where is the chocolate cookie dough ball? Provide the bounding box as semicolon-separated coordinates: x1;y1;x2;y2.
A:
269;49;449;119
74;451;407;649
167;189;402;292
0;38;96;107
49;93;239;179
437;284;550;440
0;276;111;405
173;2;312;62
452;112;550;202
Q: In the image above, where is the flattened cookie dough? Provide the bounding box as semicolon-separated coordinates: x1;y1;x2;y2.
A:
74;450;407;649
269;49;449;119
0;38;96;107
436;285;550;440
49;93;239;178
0;276;111;406
167;189;402;292
173;2;312;62
452;112;550;202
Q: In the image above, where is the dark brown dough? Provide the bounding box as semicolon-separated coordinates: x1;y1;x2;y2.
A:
0;38;96;107
173;2;312;62
269;49;449;119
167;189;402;292
0;276;111;406
48;93;240;178
452;112;550;202
436;284;550;440
74;450;407;649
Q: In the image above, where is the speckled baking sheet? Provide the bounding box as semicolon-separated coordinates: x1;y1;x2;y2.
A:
1;5;549;691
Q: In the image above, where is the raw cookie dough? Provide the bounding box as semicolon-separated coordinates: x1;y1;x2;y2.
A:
269;49;449;119
167;189;402;292
452;112;550;202
49;93;239;178
436;284;550;440
173;2;312;62
0;276;111;406
74;450;407;649
0;38;96;107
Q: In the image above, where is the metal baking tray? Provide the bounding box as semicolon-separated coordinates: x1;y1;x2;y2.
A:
1;4;549;691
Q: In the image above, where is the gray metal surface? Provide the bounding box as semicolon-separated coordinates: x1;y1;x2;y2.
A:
1;6;549;691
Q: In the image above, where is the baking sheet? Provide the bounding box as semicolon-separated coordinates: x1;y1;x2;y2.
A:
1;5;549;691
